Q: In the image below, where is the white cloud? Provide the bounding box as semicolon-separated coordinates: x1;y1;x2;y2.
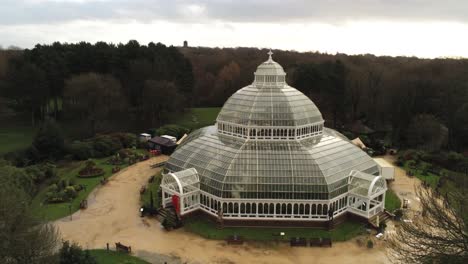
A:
1;19;467;58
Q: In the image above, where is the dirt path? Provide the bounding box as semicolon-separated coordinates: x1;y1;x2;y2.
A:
56;156;390;264
382;155;422;212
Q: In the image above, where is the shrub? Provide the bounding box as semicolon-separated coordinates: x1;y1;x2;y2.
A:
407;160;417;169
396;156;405;166
73;184;83;192
68;141;94;160
394;209;403;220
153;124;189;139
64;186;77;200
118;149;132;159
92;135;122;157
78;160;104;178
58;179;68;190
367;239;374;249
32;118;65;161
69;178;77;186
378;222;387;233
59;241;97;264
111;133;137;148
48;184;58;193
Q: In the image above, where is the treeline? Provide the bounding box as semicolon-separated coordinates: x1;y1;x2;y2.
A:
1;43;468;151
182;47;468;151
0;41;193;137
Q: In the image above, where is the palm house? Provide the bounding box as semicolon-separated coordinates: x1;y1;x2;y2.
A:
161;52;387;226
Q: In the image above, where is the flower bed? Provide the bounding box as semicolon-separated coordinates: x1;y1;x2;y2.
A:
45;180;85;204
77;160;105;178
78;168;105;178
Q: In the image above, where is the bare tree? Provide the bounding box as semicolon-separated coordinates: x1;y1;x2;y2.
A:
63;73;126;135
388;186;468;264
0;182;59;264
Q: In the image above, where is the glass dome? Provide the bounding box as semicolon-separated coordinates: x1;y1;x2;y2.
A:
165;52;380;202
166;126;379;200
216;52;324;140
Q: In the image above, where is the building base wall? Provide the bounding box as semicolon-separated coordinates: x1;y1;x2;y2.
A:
181;208;367;229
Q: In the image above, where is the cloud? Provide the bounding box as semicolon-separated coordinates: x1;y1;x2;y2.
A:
1;0;468;25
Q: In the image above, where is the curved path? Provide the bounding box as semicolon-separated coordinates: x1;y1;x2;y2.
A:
56;156;390;264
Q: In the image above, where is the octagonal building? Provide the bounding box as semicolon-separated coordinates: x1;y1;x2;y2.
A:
161;52;387;226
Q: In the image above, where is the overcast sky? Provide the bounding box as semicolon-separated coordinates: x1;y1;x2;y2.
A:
1;0;468;58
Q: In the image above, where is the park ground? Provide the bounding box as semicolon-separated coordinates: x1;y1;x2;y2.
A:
55;155;411;264
2;108;421;263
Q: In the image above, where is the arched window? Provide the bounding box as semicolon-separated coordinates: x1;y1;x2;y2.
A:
323;204;328;215
281;204;287;214
293;204;299;214
252;203;257;214
223;202;227;213
305;204;310;215
312;204;317;215
299;204;305;215
234;203;239;214
276;203;281;215
269;203;274;214
240;203;245;214
287;204;292;214
317;204;322;215
228;203;233;213
246;203;251;214
258;203;264;214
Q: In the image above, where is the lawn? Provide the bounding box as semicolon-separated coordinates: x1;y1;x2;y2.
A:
171;107;221;130
88;249;149;264
385;189;401;212
31;150;148;221
403;161;440;188
184;217;365;242
0;124;35;155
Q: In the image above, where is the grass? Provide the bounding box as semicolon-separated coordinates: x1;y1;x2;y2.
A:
184;217;365;242
0;123;35;155
385;189;401;212
171;107;221;130
88;249;150;264
403;161;440;188
31;150;148;221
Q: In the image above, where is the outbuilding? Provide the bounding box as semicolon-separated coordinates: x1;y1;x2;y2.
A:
373;158;395;180
139;133;152;142
148;136;177;155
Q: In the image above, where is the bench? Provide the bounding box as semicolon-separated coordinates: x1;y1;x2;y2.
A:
115;242;131;253
79;199;88;209
309;237;332;247
290;237;307;247
226;235;244;245
100;177;108;185
321;238;332;247
309;237;322;247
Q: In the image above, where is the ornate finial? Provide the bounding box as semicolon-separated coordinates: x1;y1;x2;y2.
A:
267;49;273;61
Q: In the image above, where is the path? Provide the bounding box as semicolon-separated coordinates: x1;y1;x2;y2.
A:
382;155;422;212
56;156;390;264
